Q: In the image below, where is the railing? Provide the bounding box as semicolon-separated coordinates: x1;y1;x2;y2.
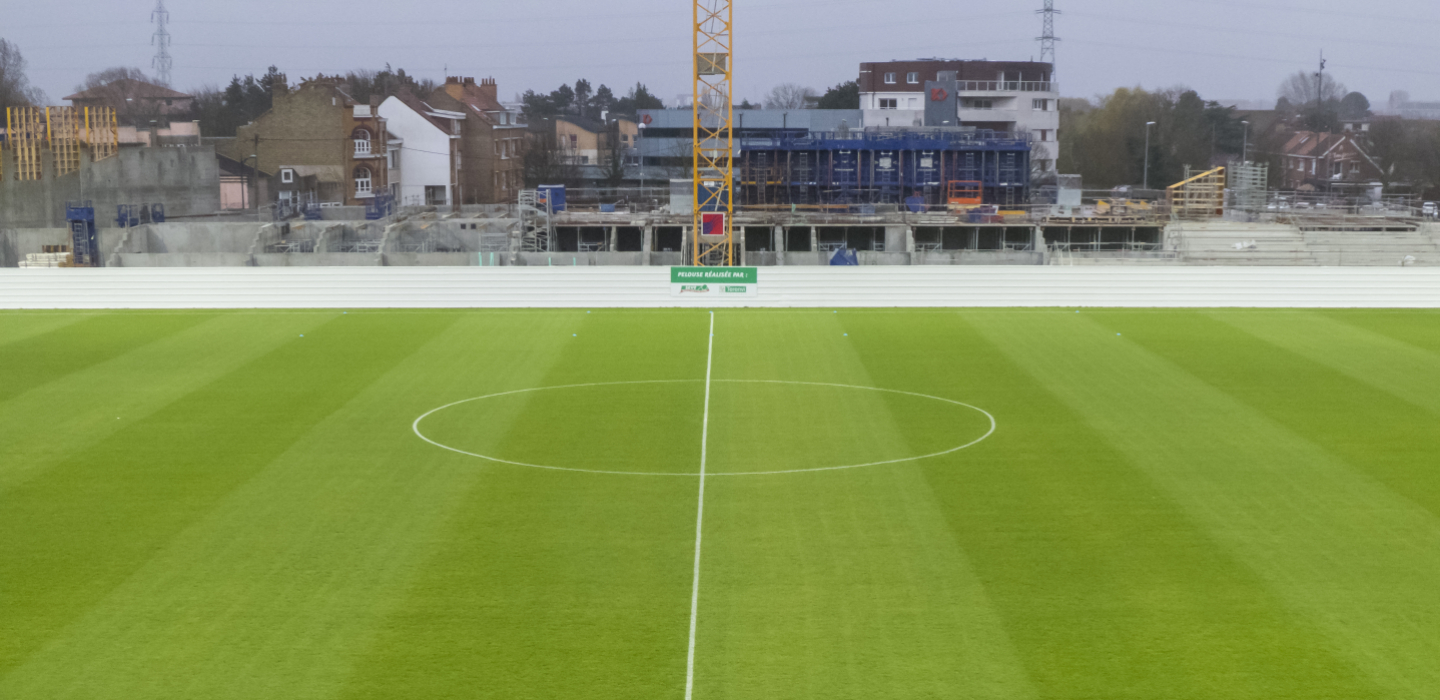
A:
354;139;372;156
957;81;1055;93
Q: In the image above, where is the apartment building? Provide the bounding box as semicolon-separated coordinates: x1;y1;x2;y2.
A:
426;77;526;204
858;59;1059;173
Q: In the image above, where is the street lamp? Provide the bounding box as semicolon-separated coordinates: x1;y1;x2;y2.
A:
1143;121;1157;190
1241;120;1250;164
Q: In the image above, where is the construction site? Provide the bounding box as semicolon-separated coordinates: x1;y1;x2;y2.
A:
4;0;1439;271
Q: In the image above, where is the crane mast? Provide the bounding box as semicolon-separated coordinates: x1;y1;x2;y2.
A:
692;0;734;266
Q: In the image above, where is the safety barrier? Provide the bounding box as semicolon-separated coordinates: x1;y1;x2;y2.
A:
3;266;1440;309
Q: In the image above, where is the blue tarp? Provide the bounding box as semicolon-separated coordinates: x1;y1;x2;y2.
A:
829;248;859;266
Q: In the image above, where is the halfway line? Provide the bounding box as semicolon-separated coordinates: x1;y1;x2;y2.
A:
684;311;715;700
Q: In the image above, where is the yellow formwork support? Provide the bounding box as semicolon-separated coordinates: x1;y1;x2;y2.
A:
85;107;119;162
1167;166;1226;220
6;107;46;180
691;0;734;266
47;107;83;176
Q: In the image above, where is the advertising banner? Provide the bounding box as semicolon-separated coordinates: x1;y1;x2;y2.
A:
670;267;759;297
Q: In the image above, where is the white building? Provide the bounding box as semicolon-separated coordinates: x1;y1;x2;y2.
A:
379;93;465;207
858;59;1060;173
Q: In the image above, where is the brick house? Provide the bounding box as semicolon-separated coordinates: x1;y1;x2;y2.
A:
1277;131;1382;190
217;75;390;207
425;77;526;204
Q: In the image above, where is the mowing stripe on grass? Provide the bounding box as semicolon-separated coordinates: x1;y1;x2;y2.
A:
0;313;459;681
0;313;212;403
967;310;1435;697
0;312;335;494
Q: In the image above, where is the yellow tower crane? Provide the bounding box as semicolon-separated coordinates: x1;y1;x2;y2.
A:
692;0;735;266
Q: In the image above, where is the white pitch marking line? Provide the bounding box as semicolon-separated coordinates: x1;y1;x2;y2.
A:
411;379;997;478
684;310;715;700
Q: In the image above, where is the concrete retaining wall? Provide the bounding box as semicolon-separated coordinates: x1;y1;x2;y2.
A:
0;146;221;229
4;267;1439;309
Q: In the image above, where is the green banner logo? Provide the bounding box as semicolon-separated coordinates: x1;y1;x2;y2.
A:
671;267;758;285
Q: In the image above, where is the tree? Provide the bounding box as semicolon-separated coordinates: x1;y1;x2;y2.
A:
74;67;165;126
1339;91;1371;119
521;129;581;189
1278;70;1347;106
599;121;627;186
592;84;616;119
611;83;664;118
573;79;592;118
0;39;47;112
340;64;437;104
1277;70;1346;131
1057;86;1244;190
763;83;816;110
816;80;859;110
189;65;283;137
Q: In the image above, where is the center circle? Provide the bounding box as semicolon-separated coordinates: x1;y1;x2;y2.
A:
412;380;995;477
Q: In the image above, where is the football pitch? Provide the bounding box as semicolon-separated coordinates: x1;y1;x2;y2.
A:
2;307;1439;699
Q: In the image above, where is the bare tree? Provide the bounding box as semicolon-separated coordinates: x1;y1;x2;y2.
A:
1277;70;1347;106
0;39;47;112
763;83;817;110
73;67;166;126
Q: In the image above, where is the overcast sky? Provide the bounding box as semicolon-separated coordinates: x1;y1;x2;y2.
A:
8;0;1439;109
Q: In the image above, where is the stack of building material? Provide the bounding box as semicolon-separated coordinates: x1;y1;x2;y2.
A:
18;252;74;268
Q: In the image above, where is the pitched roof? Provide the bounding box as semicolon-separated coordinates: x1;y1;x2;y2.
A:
389;91;457;133
64;78;192;101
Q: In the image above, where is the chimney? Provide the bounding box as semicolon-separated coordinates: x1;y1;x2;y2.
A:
479;77;498;104
443;76;465;100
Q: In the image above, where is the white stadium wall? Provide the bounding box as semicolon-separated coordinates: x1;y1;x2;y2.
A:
3;267;1440;309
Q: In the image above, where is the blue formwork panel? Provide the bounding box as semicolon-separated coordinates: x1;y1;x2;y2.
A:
737;130;1032;206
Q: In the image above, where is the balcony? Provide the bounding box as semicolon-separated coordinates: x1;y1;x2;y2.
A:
957;81;1056;94
354;139;375;157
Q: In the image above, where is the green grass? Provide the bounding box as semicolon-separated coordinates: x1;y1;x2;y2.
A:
2;308;1439;699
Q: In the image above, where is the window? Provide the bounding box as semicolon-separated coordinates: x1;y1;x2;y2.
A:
353;128;372;156
386;149;398;169
280;168;295;184
964;99;994;110
569;134;578;145
425;186;446;205
354;166;372;196
906;72;919;84
879;98;898;110
1033;99;1050;111
884;72;896;84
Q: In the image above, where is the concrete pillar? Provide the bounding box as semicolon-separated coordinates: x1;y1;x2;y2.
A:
774;225;786;266
738;228;746;266
810;228;819;256
642;226;653;266
609;226;617;252
905;227;916;265
884;225;907;254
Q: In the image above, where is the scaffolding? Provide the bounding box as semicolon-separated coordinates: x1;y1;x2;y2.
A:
1227;161;1269;216
691;0;734;266
517;189;555;252
6;107;46;180
86;107;119;162
1167;166;1226;220
47;107;83;176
